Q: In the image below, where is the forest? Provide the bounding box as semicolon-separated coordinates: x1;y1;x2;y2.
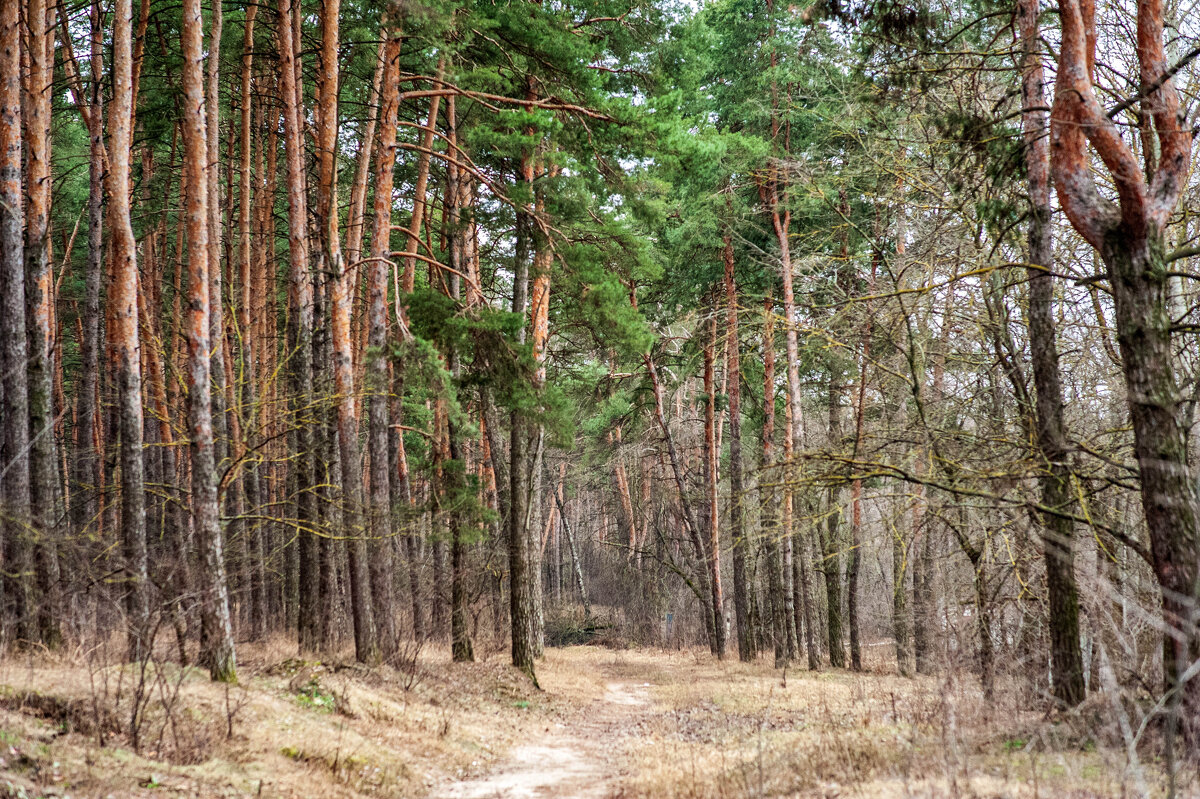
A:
1;0;1200;794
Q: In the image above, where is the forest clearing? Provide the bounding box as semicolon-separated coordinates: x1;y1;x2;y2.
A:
6;0;1200;792
0;642;1175;798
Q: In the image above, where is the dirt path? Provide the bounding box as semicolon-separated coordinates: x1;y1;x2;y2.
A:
437;678;652;799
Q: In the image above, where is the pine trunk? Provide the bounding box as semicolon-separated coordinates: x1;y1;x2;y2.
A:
107;0;150;660
24;0;61;648
182;0;236;681
1018;0;1085;708
703;304;726;659
724;232;752;662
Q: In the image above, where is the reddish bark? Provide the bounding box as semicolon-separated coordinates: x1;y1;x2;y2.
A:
320;0;379;664
278;0;319;653
0;0;34;645
108;0;151;660
368;8;404;663
1020;0;1085;707
1051;0;1200;726
24;0;62;647
182;0;236;681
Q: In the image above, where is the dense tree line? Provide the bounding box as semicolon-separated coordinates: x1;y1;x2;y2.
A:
2;0;1200;759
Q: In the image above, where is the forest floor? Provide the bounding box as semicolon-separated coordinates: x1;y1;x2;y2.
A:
0;639;1187;798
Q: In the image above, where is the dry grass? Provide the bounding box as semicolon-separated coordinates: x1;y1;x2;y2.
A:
599;646;1190;799
0;636;566;798
0;641;1192;798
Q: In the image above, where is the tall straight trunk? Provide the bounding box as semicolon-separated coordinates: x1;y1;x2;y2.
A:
399;64;443;297
762;0;810;664
313;275;344;651
368;8;403;664
528;158;554;658
846;260;874;673
236;3;267;640
202;0;237;646
389;76;441;646
449;425;474;661
102;0;150;659
782;385;804;664
445;92;474;664
724;231;752;662
24;0;61;648
911;418;934;673
277;0;319;654
481;393;507;637
70;0;104;584
323;0;379;660
761;294;788;667
345;36;386;287
792;512;817;668
0;0;32;645
509;199;537;684
391;375;424;640
823;390;845;668
237;3;257;379
347;40;386;387
202;0;237;664
205;0;227;468
703;302;726;659
1018;0;1085;708
768;202;811;668
892;204;913;677
182;0;236;682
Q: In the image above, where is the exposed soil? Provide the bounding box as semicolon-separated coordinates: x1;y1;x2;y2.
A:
438;680;650;799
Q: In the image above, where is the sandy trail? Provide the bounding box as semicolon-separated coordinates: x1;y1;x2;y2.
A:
437;679;651;799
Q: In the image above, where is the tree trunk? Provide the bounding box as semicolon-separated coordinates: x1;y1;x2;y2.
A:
823;493;844;668
646;353;718;652
182;0;236;681
847;487;862;672
1104;229;1200;724
761;295;788;667
509;206;537;684
23;0;61;648
724;231;753;662
368;7;403;664
971;548;995;702
0;0;33;646
449;425;474;661
391;373;424;641
554;488;590;616
528;157;554;659
912;487;933;674
703;300;726;659
277;0;319;654
69;0;105;585
318;0;377;666
1019;0;1085;708
1050;0;1200;737
444;93;474;664
104;0;151;661
399;66;443;297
